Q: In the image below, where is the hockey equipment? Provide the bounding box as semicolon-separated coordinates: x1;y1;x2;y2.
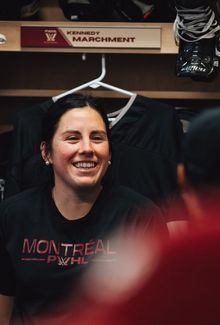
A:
58;0;175;22
174;0;220;81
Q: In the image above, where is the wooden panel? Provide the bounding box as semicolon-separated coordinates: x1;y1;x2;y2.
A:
0;52;220;99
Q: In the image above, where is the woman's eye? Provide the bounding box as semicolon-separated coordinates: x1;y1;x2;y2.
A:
92;136;104;142
91;132;107;141
67;136;79;141
93;136;102;140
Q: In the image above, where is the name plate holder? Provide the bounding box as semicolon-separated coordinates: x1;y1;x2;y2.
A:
20;25;161;49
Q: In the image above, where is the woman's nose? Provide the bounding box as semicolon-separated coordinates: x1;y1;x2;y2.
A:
78;139;94;154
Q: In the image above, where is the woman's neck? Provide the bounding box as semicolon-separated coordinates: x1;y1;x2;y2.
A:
52;185;102;221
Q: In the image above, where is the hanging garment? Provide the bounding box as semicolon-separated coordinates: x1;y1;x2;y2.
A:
4;95;183;203
104;94;183;203
4;100;53;198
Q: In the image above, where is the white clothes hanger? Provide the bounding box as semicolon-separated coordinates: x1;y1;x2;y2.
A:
52;54;135;102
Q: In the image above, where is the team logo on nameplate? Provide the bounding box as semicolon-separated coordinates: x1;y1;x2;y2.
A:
44;29;58;43
21;26;161;49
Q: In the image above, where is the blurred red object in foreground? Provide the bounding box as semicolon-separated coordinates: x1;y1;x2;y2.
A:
74;218;220;325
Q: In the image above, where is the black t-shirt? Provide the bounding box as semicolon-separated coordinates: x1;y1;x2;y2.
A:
0;183;164;323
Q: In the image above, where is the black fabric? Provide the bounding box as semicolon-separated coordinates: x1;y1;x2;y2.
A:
0;130;13;179
105;95;183;203
150;0;175;22
5;95;183;204
114;0;144;22
4;99;53;198
0;183;163;323
0;1;21;20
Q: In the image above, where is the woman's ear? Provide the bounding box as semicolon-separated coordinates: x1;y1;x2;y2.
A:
40;141;51;164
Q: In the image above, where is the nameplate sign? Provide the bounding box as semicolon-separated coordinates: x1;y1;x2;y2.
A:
21;25;161;49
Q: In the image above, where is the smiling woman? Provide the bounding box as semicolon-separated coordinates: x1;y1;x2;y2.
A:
40;95;112;220
41;105;111;219
0;93;167;324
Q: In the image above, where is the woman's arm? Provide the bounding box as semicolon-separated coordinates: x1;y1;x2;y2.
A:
0;295;14;325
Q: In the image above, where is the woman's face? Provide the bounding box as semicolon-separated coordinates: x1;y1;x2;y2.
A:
46;106;111;192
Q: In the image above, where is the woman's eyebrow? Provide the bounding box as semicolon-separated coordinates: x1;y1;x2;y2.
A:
62;130;80;135
91;130;108;137
61;130;107;137
91;130;107;134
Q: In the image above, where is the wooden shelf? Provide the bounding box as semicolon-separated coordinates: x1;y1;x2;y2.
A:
1;89;220;100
